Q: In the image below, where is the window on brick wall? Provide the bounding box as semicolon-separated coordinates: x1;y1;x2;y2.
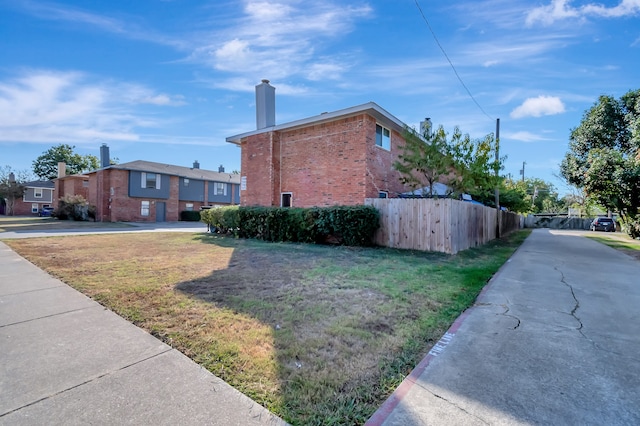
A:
185;203;194;211
281;192;292;208
378;191;388;198
141;201;150;216
375;124;391;150
82;180;89;187
31;203;38;213
215;182;227;196
141;172;160;189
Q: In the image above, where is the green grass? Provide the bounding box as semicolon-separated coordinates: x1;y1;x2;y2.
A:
6;229;530;425
586;233;640;262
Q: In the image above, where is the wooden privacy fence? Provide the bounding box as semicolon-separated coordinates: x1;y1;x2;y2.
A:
365;198;522;254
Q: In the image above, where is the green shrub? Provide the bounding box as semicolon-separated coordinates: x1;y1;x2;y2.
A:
622;217;640;239
200;206;240;233
207;205;380;246
180;210;201;221
54;194;94;221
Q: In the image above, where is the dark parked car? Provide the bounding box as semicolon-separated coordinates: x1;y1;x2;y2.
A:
590;217;615;232
38;206;54;217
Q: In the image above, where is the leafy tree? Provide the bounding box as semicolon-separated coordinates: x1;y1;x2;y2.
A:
394;125;452;197
0;166;31;216
394;124;501;201
32;144;99;180
560;89;640;237
448;127;501;203
499;178;530;213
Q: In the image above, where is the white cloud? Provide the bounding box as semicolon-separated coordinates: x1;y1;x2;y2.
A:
526;0;640;26
510;96;566;119
505;131;551;142
15;0;185;48
0;70;184;144
191;1;373;84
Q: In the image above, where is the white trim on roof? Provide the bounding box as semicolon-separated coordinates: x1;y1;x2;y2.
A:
226;101;406;145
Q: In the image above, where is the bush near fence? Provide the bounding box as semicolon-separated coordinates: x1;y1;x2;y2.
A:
200;205;380;247
365;198;522;254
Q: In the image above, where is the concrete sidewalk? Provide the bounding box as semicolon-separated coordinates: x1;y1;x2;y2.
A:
0;241;286;425
0;221;209;240
368;229;640;425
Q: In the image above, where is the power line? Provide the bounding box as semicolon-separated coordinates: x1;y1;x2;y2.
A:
414;0;494;121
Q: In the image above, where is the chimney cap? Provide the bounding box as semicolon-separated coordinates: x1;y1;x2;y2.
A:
261;79;270;84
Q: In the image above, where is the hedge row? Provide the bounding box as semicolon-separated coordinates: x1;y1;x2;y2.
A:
200;205;380;246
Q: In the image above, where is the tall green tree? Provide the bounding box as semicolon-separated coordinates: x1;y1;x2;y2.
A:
394;125;452;197
560;89;640;237
32;144;99;180
448;127;501;203
394;124;501;201
0;166;31;216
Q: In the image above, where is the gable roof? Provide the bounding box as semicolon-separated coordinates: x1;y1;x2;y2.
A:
226;101;406;145
24;180;55;189
99;160;241;184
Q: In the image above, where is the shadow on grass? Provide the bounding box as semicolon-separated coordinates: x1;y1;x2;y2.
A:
174;231;530;425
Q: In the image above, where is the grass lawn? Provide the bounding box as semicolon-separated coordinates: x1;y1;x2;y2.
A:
586;232;640;261
5;230;530;425
0;216;132;232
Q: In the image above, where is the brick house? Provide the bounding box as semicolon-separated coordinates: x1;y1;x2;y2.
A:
55;154;240;222
226;80;412;208
10;180;55;216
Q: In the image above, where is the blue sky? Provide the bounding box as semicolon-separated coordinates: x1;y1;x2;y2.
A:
1;0;639;193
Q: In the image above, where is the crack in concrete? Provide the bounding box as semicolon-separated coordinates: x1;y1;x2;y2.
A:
474;302;521;330
554;266;586;337
426;387;491;425
0;348;174;418
553;267;630;358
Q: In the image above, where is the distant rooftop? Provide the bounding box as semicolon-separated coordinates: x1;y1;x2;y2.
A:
91;160;241;183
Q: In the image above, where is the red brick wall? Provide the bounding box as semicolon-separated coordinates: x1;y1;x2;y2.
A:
240;132;278;206
240;113;410;208
12;199;52;215
364;116;407;199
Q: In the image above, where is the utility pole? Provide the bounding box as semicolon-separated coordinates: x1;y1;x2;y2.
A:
495;118;501;238
520;161;526;182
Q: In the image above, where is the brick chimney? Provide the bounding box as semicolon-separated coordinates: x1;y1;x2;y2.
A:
256;79;275;130
57;162;66;178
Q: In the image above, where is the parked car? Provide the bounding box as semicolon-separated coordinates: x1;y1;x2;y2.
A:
38;206;55;217
590;217;615;232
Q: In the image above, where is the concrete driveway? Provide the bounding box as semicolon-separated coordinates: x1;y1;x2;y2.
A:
369;229;640;425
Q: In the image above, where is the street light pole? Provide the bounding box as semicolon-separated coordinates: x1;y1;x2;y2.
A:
495;118;500;238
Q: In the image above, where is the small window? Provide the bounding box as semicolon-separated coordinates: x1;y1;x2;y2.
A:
281;192;292;208
185;203;194;211
31;203;39;213
183;178;189;186
82;180;89;187
141;172;160;189
375;124;391;150
215;182;227;196
379;191;388;199
141;201;150;216
34;188;43;198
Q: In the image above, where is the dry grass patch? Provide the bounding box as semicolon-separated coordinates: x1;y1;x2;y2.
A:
5;230;530;425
